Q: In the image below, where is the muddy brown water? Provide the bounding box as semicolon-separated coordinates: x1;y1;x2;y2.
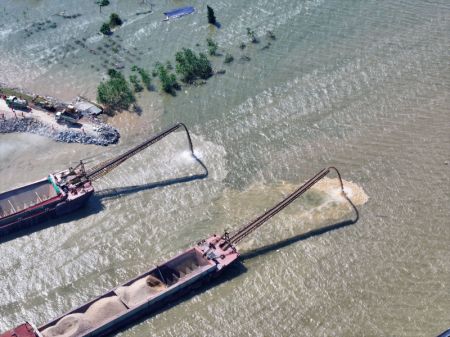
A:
0;0;449;336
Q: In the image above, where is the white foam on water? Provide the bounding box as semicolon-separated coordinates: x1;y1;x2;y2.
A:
0;28;12;40
313;177;369;206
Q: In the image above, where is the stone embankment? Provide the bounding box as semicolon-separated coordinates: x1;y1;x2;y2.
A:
0;98;119;146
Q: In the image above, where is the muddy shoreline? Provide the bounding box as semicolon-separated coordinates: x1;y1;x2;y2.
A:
0;82;120;146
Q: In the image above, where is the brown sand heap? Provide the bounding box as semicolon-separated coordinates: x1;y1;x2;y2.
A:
146;274;166;288
84;296;127;325
312;177;368;206
41;296;127;337
41;313;93;337
115;275;166;308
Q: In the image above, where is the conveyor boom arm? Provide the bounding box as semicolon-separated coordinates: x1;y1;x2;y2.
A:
225;167;345;246
86;123;194;182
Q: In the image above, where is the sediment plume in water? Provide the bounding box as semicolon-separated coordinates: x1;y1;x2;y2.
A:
218;177;367;220
312;177;369;206
218;177;368;251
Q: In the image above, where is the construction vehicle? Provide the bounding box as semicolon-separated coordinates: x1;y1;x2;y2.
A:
55;105;81;125
6;96;29;110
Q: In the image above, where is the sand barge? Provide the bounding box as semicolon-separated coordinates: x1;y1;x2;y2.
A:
1;167;359;337
0;123;206;237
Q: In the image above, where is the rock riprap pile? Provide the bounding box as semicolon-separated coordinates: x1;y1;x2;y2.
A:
0;117;119;146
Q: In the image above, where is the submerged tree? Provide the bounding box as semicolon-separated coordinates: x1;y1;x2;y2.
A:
206;38;218;56
157;65;179;94
100;22;111;35
138;68;152;90
131;65;152;90
129;74;143;92
96;0;110;13
175;48;213;83
109;13;123;28
246;27;258;43
96;0;110;6
224;53;234;64
207;5;216;25
97;69;135;110
266;30;276;40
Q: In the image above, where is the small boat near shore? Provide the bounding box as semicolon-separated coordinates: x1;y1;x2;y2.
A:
163;6;195;21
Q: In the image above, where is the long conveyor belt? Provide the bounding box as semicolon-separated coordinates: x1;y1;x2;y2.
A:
222;167;352;247
85;123;196;182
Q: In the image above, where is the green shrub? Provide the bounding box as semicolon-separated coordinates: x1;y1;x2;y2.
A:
96;0;110;6
246;27;258;43
100;22;111;35
129;74;143;92
137;68;152;90
109;13;123;27
224;53;234;64
131;65;152;90
266;30;276;40
175;48;213;83
157;65;179;94
152;62;162;77
97;69;135;109
206;38;218;56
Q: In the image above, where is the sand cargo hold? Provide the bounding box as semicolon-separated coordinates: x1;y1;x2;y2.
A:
0;167;94;236
0;123;205;237
0;167;358;337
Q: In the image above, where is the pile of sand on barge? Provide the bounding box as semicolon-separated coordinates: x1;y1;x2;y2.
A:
41;297;127;337
41;275;167;337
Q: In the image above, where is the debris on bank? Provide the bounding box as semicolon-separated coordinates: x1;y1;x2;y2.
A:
0;112;119;146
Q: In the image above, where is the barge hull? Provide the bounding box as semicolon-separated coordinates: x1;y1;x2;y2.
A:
0;168;347;337
83;266;216;337
0;189;93;236
36;238;238;337
0;170;94;237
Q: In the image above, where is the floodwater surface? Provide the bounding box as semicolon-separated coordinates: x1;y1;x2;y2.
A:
0;0;449;336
